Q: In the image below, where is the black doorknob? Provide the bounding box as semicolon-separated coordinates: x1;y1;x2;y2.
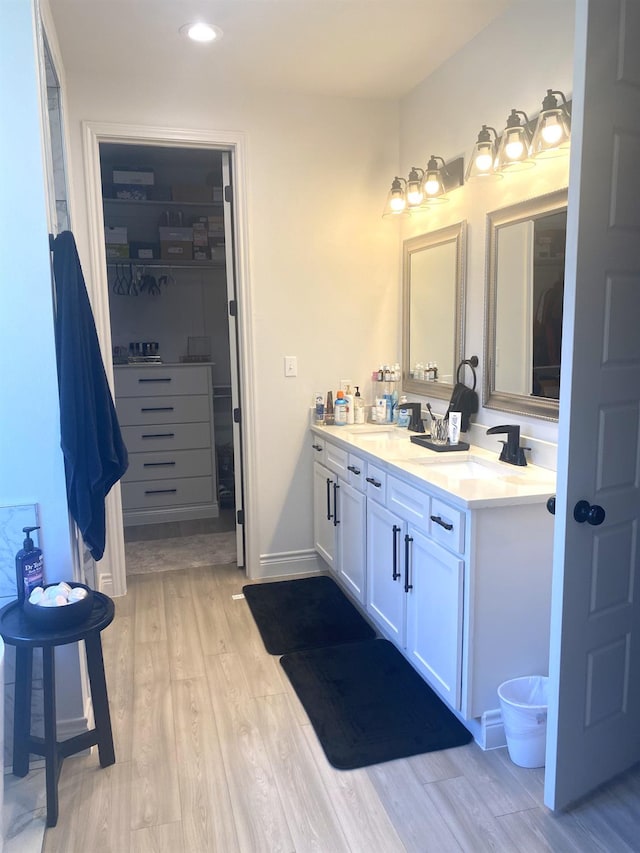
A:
573;500;606;526
546;496;556;515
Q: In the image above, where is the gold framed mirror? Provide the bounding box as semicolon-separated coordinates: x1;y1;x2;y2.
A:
484;189;567;421
402;221;467;401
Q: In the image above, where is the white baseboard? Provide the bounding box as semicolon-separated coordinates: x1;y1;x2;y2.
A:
253;549;325;580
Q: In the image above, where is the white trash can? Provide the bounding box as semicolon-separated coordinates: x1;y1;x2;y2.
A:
497;675;549;768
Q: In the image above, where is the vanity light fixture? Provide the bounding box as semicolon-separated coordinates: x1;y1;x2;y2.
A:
179;22;223;43
465;125;503;181
382;176;410;217
421;155;448;204
406;167;425;207
496;109;535;172
530;90;571;158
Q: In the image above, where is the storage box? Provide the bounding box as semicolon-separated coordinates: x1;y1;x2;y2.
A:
106;244;130;259
161;242;193;261
104;226;128;244
129;241;159;260
171;184;213;203
113;168;155;185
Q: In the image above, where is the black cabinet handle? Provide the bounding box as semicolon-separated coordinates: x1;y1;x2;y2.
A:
144;488;177;495
404;534;413;593
347;465;361;475
141;406;175;412
366;476;382;488
333;482;340;527
143;461;176;468
141;432;175;439
326;477;333;521
138;377;172;383
574;500;606;526
312;443;323;452
430;514;453;531
392;525;401;580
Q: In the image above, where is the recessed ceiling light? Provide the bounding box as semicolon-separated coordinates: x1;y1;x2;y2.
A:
179;22;222;43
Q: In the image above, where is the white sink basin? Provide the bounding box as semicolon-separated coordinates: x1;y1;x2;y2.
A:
403;457;505;480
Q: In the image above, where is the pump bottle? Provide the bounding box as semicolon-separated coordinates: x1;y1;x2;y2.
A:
15;526;44;603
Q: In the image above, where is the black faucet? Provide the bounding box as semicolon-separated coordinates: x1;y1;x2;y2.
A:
403;402;425;433
486;424;528;466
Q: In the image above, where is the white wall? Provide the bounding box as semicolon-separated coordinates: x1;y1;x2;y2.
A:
62;76;400;566
398;0;575;447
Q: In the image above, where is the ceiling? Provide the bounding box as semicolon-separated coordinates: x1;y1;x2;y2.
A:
48;0;514;100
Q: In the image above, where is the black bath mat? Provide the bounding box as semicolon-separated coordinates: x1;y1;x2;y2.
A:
280;638;472;769
242;576;375;655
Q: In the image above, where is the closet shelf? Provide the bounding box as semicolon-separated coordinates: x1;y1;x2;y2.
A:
103;197;223;209
106;259;224;270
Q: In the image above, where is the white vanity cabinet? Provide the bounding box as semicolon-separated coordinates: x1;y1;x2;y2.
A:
115;364;218;525
366;472;463;708
311;426;554;736
311;435;367;603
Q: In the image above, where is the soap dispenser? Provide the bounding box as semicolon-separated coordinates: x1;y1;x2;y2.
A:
15;526;44;603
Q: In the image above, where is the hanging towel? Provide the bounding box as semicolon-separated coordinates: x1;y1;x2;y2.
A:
52;231;128;561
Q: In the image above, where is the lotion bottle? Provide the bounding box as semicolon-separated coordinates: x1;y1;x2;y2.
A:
354;386;365;424
344;384;355;425
15;526;44;603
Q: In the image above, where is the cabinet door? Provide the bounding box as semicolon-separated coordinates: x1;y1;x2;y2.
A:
366;500;405;644
405;527;463;709
336;480;366;604
313;461;336;570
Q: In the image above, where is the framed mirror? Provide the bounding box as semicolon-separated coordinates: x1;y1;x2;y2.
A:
484;189;567;421
402;221;467;401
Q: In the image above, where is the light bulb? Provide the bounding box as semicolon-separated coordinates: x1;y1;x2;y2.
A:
407;187;423;206
475;147;494;172
424;175;440;195
390;194;406;212
505;133;524;161
181;22;221;42
541;116;563;145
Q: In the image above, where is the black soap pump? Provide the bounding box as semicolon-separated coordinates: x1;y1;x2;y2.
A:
15;526;44;603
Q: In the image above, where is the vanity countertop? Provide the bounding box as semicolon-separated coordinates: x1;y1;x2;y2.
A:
311;423;556;510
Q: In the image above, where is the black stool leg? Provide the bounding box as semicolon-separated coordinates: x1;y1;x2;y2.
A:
42;646;59;827
85;631;115;767
13;647;33;777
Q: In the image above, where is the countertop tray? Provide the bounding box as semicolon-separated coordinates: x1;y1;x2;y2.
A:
410;435;470;452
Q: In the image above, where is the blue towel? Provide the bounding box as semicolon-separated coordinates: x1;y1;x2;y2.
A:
52;231;128;560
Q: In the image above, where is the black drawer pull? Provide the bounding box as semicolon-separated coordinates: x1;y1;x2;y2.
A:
333;482;340;527
143;461;176;467
138;377;172;383
141;432;175;439
326;477;333;521
392;525;401;580
366;476;382;488
431;514;453;531
141;406;175;412
404;534;413;593
144;488;177;495
312;443;323;451
347;465;361;475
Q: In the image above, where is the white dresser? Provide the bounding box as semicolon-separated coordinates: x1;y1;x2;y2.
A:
114;364;219;526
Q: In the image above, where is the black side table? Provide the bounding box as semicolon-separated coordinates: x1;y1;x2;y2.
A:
0;592;116;827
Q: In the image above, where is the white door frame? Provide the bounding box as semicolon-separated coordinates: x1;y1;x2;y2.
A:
80;121;257;595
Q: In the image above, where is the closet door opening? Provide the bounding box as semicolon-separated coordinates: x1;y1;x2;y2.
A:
98;142;244;576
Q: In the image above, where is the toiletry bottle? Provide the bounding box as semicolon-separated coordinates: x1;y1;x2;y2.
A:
354;386;365;424
334;390;348;425
345;384;355;425
325;391;334;425
397;395;410;428
15;526;44;603
314;392;325;425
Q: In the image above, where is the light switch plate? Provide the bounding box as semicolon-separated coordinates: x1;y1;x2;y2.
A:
284;356;297;377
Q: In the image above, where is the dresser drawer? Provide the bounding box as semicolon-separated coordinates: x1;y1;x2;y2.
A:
387;474;431;528
121;476;214;510
122;448;213;483
121;422;211;453
116;394;210;426
364;461;386;503
429;496;466;555
310;435;326;464
114;365;210;398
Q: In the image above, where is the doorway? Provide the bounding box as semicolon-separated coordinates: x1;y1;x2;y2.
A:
81;122;254;596
97;142;242;576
